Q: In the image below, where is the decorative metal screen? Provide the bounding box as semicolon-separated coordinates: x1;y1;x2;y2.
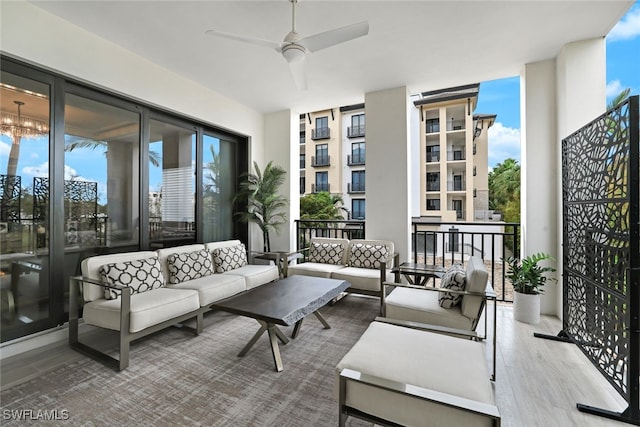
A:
561;95;639;423
0;174;21;223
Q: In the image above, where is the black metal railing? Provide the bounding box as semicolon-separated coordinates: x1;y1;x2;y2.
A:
294;219;365;253
311;128;330;140
347;154;365;165
347;125;365;138
412;219;520;302
426;152;440;162
311;155;330;167
426;181;440;192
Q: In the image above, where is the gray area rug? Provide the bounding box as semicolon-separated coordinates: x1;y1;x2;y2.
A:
1;296;378;426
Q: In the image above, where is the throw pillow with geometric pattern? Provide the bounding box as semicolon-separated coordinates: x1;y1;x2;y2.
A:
100;257;165;300
167;249;214;285
438;263;466;308
349;243;389;269
308;242;345;265
212;244;248;273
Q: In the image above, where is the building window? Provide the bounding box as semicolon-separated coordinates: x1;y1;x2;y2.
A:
300;177;305;194
312;116;330;139
315;171;329;192
349;142;365;165
426;145;440;162
426;172;440;191
426;118;439;133
350;170;365;192
452;200;463;219
300;154;305;169
426;199;440;210
300;131;305;144
314;144;329;166
348;114;365;137
352;199;366;219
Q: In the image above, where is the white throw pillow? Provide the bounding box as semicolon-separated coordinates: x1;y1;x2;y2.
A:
100;257;165;300
349;243;389;269
212;244;248;273
167;249;214;284
438;264;466;308
308;242;345;265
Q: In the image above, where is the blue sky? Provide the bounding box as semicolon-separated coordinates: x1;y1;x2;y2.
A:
477;1;640;168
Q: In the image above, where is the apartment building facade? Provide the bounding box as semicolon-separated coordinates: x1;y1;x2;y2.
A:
300;84;495;222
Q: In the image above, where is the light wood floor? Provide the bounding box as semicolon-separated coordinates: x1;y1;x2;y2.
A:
1;304;631;426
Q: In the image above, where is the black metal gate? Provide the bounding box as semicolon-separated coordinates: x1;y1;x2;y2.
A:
559;95;639;424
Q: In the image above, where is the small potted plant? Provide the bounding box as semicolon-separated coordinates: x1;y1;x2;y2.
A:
504;252;556;324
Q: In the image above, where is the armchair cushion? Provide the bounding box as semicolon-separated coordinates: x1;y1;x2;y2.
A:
349;242;390;269
460;256;489;320
166;249;214;284
438;264;466;308
308;241;345;265
212;243;248;273
100;257;165;300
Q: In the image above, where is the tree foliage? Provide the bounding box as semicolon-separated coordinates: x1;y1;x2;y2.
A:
234;161;288;252
488;158;521;223
299;192;348;220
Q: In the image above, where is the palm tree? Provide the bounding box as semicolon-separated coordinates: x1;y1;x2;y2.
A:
234;161;288;252
65;137;161;167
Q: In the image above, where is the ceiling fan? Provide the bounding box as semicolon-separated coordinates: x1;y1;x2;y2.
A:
205;0;369;90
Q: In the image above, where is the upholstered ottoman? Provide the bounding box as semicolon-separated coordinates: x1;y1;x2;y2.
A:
336;321;500;426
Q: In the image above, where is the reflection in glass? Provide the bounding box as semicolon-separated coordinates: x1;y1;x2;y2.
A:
0;72;51;333
149;119;195;248
202;135;235;242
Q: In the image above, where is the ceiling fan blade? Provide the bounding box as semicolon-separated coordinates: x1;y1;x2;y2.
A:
205;29;281;51
288;57;307;91
299;21;369;53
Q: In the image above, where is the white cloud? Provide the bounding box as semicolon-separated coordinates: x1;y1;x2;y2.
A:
22;162;49;178
608;6;640;41
488;122;521;167
606;79;624;98
0;140;10;158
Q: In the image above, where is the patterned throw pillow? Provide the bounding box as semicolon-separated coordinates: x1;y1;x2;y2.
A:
438;264;466;308
308;242;345;265
349;243;389;269
212;244;248;273
167;249;214;284
100;257;165;300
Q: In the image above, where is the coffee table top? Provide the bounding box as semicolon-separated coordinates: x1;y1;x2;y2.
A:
211;275;350;326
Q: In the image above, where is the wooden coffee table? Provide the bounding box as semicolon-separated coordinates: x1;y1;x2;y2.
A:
211;275;350;372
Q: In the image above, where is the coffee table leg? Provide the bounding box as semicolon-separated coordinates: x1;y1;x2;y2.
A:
313;310;331;329
274;326;289;344
267;324;284;372
292;319;304;338
238;321;268;357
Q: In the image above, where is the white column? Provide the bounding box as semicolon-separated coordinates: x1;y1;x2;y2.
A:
364;87;412;261
521;59;559;316
262;110;299;253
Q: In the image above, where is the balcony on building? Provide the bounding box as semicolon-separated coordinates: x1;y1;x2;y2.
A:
311;127;330;140
426;181;440;192
446;119;465;131
447;178;466;191
347;154;365;166
447;149;466;161
426;148;440;163
311;155;330;167
311;183;330;193
425;118;439;134
348;182;365;194
347;125;365;138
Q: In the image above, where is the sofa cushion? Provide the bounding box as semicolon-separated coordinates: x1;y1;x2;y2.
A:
287;262;346;279
212;243;248;273
83;288;200;333
336;321;494;427
168;274;245;306
166;249;214;285
349;242;390;269
155;244;206;282
460;256;489;320
386;287;473;330
100;257;165;300
331;267;393;292
308;241;345;265
438;264;466;308
223;264;279;290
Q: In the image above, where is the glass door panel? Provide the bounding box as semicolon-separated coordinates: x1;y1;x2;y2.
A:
0;71;51;338
202;134;235;242
149;119;195;248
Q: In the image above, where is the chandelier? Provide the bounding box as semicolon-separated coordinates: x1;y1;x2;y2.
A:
0;101;49;139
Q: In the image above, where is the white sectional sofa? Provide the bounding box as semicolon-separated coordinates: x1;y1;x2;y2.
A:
69;240;279;370
285;237;398;315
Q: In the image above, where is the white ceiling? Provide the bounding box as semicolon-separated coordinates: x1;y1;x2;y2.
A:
30;1;633;114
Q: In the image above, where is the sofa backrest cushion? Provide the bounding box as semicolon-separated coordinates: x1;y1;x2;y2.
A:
460;256;489;320
205;240;242;251
166;249;214;285
100;257;165;300
308;238;349;265
438;264;466;308
348;240;394;269
81;251;158;302
155;244;206;281
212;243;248;273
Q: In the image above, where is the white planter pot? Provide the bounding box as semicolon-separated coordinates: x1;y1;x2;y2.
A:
513;291;540;324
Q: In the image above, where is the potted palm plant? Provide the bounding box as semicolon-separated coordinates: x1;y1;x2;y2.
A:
504;252;556;324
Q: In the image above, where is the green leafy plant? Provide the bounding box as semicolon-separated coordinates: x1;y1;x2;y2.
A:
504;252;556;295
234;161;288;252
